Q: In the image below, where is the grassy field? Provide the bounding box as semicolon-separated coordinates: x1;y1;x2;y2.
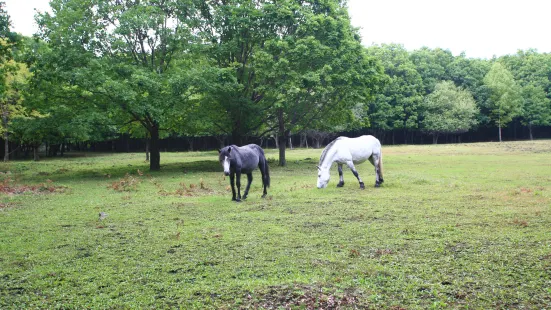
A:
1;141;551;309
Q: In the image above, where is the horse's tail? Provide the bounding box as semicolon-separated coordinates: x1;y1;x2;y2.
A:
263;158;271;188
378;148;384;183
255;144;270;188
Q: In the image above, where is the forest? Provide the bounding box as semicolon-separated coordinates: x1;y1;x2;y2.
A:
1;0;551;170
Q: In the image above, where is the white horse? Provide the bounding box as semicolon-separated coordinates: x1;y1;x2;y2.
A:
317;135;384;189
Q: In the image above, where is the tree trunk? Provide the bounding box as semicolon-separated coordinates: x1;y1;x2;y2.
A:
145;137;150;161
288;134;293;150
498;114;502;142
313;138;321;149
149;124;160;171
278;134;286;166
3;115;8;162
528;123;533;140
3;134;8;162
300;133;308;148
277;108;286;167
433;135;439;144
33;144;40;161
214;135;226;149
231;129;242;146
50;144;59;157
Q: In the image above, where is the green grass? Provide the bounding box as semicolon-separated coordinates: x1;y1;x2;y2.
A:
1;141;551;309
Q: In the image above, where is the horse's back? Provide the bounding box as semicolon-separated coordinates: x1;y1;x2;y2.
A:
237;144;263;172
239;144;265;157
245;144;265;155
337;135;381;164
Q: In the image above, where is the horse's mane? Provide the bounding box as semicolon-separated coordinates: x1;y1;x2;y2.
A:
319;137;344;166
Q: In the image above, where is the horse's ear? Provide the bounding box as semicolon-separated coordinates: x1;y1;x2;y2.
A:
228;146;232;154
218;149;221;153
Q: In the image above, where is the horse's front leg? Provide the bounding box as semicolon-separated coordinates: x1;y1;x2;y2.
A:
235;171;242;202
346;161;364;189
242;173;253;200
229;173;237;201
337;164;345;187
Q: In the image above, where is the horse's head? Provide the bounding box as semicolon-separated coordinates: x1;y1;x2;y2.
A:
316;165;330;189
218;146;232;176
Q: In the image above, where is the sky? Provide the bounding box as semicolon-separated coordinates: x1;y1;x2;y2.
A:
5;0;551;59
347;0;551;59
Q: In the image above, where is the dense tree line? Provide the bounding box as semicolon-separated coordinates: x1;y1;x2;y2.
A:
1;1;551;170
365;44;551;145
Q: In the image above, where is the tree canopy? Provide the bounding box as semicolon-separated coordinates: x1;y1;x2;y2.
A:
421;81;478;143
2;1;551;164
483;62;522;142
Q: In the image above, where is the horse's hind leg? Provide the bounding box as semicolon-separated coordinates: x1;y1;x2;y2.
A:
370;155;382;187
346;161;365;189
337;164;345;187
260;167;268;198
242;173;253;200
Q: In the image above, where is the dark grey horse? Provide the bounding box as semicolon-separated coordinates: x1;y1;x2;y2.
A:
218;144;270;201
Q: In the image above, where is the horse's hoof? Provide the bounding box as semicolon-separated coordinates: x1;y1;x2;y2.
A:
379;178;384;183
261;194;267;198
374;183;380;188
235;199;242;203
242;195;248;200
336;182;344;188
359;182;365;190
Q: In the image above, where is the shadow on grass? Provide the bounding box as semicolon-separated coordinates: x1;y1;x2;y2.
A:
180;160;221;173
2;159;223;184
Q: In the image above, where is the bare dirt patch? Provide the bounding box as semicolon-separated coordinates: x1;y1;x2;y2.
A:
108;173;142;192
0;178;67;195
241;284;366;309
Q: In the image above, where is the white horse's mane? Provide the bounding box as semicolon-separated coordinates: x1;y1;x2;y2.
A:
319;137;345;167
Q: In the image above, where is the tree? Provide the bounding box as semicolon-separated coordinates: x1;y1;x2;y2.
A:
483;62;522;142
410;47;454;95
520;83;551;140
38;0;202;170
0;2;29;161
198;0;384;166
256;1;384;165
195;0;281;146
0;58;32;161
9;36;116;160
500;49;551;92
366;44;423;144
420;81;479;144
447;54;491;126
